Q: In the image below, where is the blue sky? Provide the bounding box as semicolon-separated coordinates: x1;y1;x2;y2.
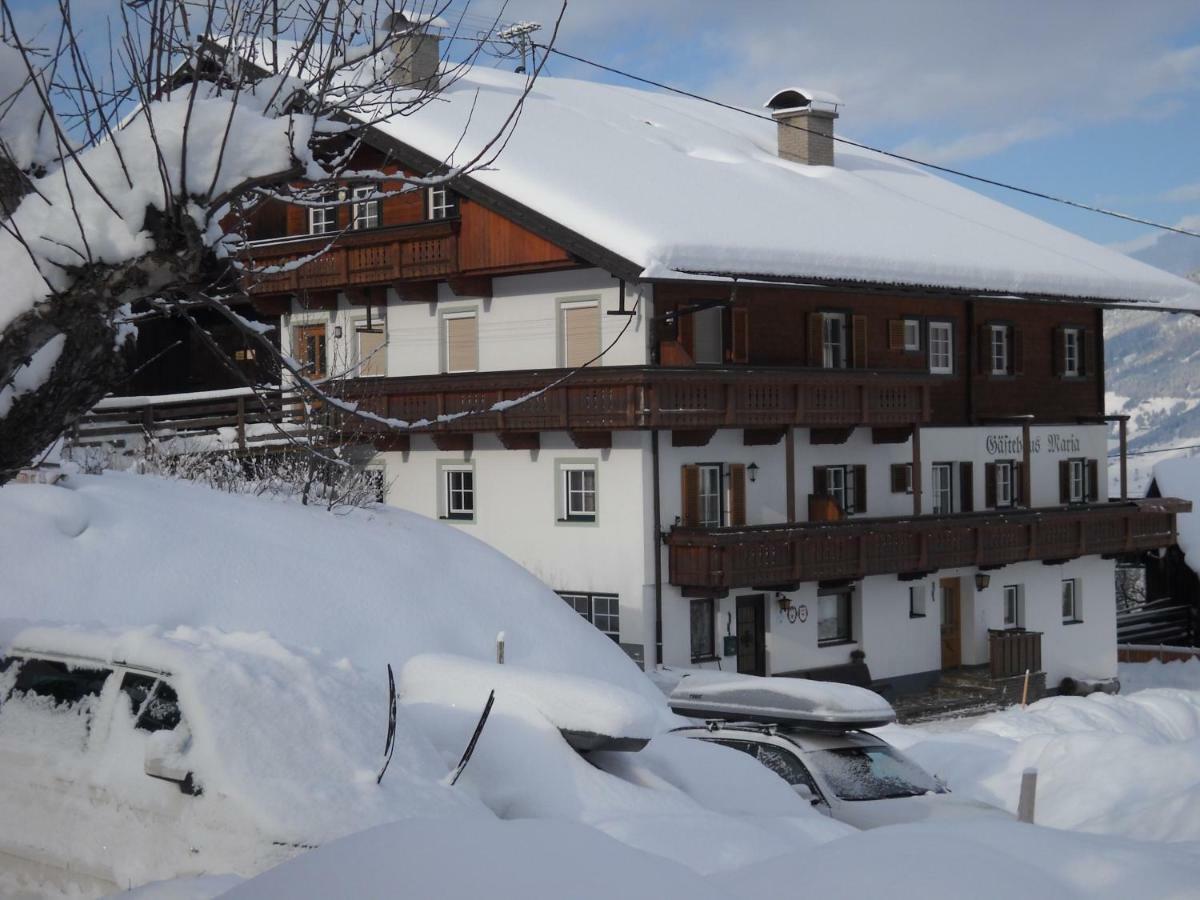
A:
9;0;1200;252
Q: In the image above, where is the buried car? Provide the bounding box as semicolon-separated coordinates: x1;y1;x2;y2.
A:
668;672;1008;831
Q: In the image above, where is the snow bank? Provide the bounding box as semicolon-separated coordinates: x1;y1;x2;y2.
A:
879;682;1200;842
1151;456;1200;571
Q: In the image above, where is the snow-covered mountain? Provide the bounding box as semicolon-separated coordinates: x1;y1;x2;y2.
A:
1106;233;1200;496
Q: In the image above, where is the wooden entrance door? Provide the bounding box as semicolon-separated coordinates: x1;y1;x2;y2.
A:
940;577;962;669
736;595;766;676
293;324;327;379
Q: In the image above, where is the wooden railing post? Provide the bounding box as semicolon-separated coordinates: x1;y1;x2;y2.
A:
236;397;246;450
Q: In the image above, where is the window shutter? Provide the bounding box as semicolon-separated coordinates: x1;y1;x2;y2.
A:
729;464;747;526
731;308;750;364
1079;329;1091;376
1087;459;1100;502
977;325;991;375
446;315;478;373
854;465;868;513
1059;460;1071;504
890;463;908;493
852;315;868;368
1013;462;1024;505
812;465;828;497
1010;327;1023;375
959;461;973;512
681;465;700;526
985;463;997;508
888;319;905;351
1052;326;1064;376
807;313;824;366
562;304;601;368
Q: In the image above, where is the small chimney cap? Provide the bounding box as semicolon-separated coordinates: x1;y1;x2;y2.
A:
383;10;449;32
764;87;842;115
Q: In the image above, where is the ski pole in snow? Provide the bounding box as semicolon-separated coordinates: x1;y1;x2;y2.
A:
449;689;496;786
496;631;506;664
1017;768;1037;824
377;664;398;785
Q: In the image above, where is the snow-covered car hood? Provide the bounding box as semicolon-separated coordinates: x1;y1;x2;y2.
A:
831;792;1010;831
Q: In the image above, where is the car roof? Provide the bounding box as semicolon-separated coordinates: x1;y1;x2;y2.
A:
674;723;888;751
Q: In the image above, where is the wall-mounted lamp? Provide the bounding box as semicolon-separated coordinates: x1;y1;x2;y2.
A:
974;572;991;591
333;325;343;339
747;462;759;483
776;592;792;611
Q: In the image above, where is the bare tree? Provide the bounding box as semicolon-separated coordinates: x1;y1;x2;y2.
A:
0;0;562;484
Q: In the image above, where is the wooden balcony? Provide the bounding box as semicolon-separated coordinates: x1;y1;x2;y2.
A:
989;629;1042;679
335;365;933;436
242;221;459;294
666;499;1190;591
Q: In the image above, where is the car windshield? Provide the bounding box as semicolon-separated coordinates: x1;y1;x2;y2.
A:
805;745;941;801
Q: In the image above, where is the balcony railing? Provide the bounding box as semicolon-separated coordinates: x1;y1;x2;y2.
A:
666;499;1190;590
989;629;1042;679
337;366;933;433
242;221;459;294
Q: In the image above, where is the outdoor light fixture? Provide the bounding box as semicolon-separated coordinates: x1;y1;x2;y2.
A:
747;462;759;483
333;325;343;339
776;592;792;611
975;572;991;591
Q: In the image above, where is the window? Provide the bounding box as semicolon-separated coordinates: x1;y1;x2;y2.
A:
1069;458;1086;503
1003;585;1024;628
8;657;109;706
690;597;716;661
442;311;478;373
818;589;853;645
560;301;601;368
909;585;927;618
350;185;380;230
443;467;474;520
754;745;822;797
308;195;338;234
815;464;865;515
355;321;386;377
698;464;723;528
560;592;619;641
1062;579;1081;623
990;324;1010;375
995;461;1014;508
931;463;954;515
120;673;182;732
293;324;327;378
929;322;953;374
891;463;913;495
1063;328;1081;377
428;185;459;220
561;464;597;523
903;319;921;351
822;312;847;369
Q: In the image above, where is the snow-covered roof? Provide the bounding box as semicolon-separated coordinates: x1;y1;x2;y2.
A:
360;68;1200;308
1152;457;1200;569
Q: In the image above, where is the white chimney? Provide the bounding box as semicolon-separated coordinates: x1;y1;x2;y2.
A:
383;11;444;90
764;87;842;167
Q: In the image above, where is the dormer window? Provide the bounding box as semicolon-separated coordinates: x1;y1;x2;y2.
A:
308;195;338;235
428;185;459;220
351;185;380;230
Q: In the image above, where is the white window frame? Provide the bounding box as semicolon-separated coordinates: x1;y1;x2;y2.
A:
698;463;723;528
559;462;598;524
1063;328;1081;377
929;321;953;374
824;464;858;514
1062;578;1081;623
822;312;847;369
441;309;478;374
1003;584;1024;628
428;185;458;220
931;463;954;515
995;460;1014;508
903;319;921;351
909;585;927;618
1068;458;1087;503
441;464;475;521
990;324;1010;375
308;198;338;235
818;588;853;645
351;184;380;230
560;591;620;642
558;298;602;368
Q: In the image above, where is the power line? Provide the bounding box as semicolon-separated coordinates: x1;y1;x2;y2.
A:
1109;441;1200;459
534;44;1200;242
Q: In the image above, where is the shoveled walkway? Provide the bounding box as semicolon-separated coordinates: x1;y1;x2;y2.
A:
891;666;1018;724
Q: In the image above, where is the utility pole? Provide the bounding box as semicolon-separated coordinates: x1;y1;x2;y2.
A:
496;21;541;74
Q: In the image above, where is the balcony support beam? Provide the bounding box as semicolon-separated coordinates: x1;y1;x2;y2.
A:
811;427;855;445
743;427;785;446
570;430;612;449
432;434;473;452
499;432;539;450
672;429;716;447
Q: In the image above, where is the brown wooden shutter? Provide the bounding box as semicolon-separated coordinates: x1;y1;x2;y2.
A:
731;308;750;364
812;465;828;497
852;315;868;368
1079;329;1091;376
729;464;747;526
853;465;867;513
1087;459;1099;502
1052;326;1064;376
891;463;908;493
681;465;700;526
1013;462;1024;505
446;314;478;373
977;324;991;375
888;319;905;351
562;304;601;368
1010;327;1023;375
357;327;386;377
985;463;997;508
1059;460;1071;504
807;313;823;366
959;461;973;512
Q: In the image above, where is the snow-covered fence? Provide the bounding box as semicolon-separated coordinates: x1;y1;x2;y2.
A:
1117;597;1196;648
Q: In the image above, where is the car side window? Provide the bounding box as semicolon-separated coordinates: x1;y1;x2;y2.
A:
119;673;183;732
755;744;822;797
710;739;760;760
5;657;110;706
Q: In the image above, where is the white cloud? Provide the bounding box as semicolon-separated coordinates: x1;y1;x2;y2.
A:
893;119;1064;166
